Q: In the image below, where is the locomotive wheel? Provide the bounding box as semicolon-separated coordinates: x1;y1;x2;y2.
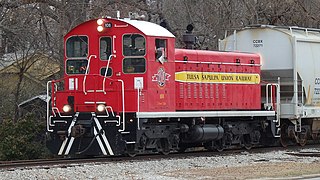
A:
159;139;170;155
244;144;252;150
243;134;252;150
216;145;224;152
161;150;170;155
126;144;137;157
215;140;224;152
280;124;290;147
127;152;137;157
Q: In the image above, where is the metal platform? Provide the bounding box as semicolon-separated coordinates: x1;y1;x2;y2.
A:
136;111;276;119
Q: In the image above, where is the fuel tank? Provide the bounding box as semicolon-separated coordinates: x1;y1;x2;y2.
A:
186;124;224;143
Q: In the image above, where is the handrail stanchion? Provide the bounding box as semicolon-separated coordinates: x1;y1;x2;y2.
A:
83;55;97;95
47;81;53;132
103;54;116;94
117;80;125;132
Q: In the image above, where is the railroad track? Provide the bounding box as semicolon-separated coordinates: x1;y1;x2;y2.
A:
0;150;240;170
0;144;319;170
286;151;320;157
0;158;85;169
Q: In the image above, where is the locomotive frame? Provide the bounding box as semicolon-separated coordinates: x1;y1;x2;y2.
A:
46;16;288;157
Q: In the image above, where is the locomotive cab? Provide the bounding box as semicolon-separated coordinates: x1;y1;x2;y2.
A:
46;17;176;156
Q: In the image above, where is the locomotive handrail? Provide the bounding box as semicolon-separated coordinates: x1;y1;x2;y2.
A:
47;80;75;132
117;79;125;132
46;81;54;132
136;81;143;130
175;60;262;67
266;84;276;110
83;55;97;95
137;87;140;130
266;81;281;128
103;54;116;94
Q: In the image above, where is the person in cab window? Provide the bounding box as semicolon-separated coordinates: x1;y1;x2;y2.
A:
126;66;135;73
68;65;75;74
79;65;87;73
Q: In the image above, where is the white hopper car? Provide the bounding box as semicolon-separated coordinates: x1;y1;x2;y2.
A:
219;25;320;146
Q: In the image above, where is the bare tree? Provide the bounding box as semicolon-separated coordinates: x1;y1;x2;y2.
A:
0;3;47;121
2;0;320;121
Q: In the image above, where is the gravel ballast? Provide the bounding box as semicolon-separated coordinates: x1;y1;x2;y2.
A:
1;148;320;180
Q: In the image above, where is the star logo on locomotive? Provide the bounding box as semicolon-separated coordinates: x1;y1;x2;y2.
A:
152;67;171;87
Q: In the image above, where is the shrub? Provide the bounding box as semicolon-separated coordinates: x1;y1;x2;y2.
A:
0;114;49;160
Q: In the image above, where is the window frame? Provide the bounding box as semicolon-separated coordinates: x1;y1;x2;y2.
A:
155;38;168;63
65;59;89;75
122;58;146;74
122;34;146;57
99;36;112;61
100;67;113;77
65;35;89;58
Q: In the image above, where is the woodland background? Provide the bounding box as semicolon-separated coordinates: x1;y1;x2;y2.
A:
0;0;320;159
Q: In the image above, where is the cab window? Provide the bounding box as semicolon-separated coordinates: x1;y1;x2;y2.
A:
123;58;146;73
155;39;167;63
100;37;112;60
123;34;145;56
66;36;88;58
66;59;88;74
100;67;112;76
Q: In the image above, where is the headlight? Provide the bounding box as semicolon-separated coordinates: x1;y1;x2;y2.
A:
97;26;103;32
62;104;71;113
97;19;104;25
97;104;106;112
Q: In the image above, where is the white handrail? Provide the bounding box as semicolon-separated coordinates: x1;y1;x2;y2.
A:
137;85;143;130
112;35;116;54
83;55;97;95
276;77;281;128
266;84;273;110
266;82;281;128
137;88;141;130
46;81;53;132
118;79;125;132
103;54;116;94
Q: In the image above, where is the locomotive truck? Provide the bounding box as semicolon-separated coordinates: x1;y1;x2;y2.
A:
46;15;314;157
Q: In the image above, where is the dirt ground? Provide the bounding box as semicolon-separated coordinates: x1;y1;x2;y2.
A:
162;162;320;179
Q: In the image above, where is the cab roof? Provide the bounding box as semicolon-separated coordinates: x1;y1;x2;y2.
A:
65;17;175;38
121;18;175;38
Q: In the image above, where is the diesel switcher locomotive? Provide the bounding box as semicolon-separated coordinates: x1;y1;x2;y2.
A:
46;15;318;156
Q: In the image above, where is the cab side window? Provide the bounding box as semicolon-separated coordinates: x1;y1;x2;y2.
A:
66;36;88;58
123;34;145;56
122;34;146;74
66;36;88;75
123;58;146;73
155;39;167;63
66;59;88;74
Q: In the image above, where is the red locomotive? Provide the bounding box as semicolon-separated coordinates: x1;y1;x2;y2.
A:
46;16;278;156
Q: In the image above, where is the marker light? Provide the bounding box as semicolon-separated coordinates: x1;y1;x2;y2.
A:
97;104;106;112
97;19;104;25
97;25;104;32
62;104;71;113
